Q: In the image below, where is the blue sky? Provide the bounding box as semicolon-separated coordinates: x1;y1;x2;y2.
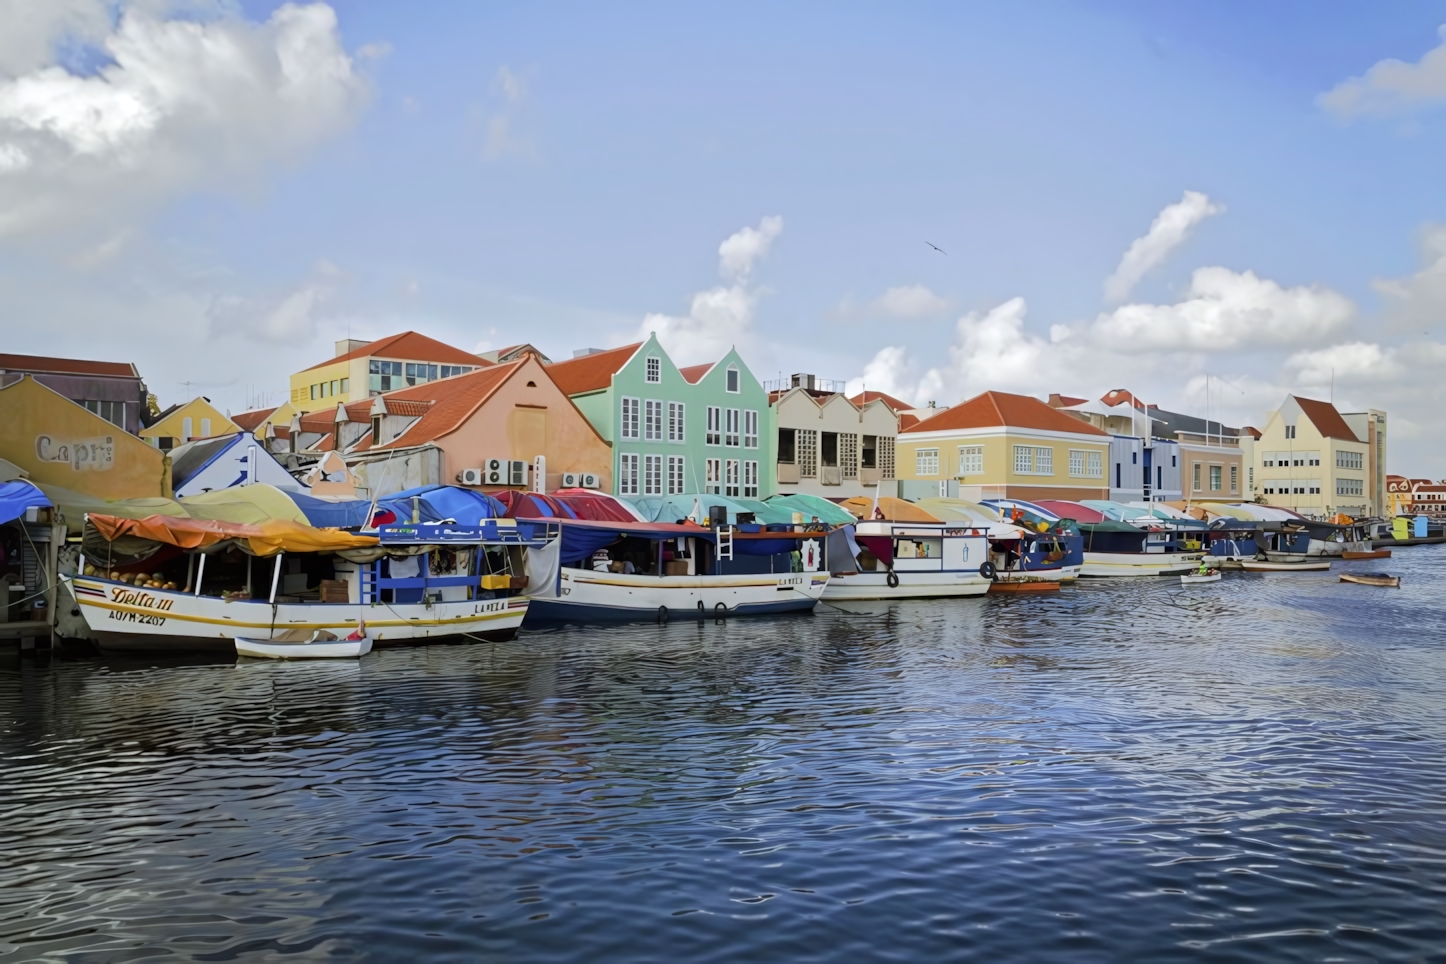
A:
5;2;1446;471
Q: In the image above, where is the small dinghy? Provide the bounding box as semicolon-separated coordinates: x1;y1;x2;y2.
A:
1340;572;1400;588
1240;560;1332;572
988;581;1059;593
1342;549;1391;560
235;625;372;660
1180;570;1222;584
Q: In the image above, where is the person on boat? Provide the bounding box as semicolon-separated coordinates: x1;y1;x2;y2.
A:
873;506;885;520
1197;561;1210;576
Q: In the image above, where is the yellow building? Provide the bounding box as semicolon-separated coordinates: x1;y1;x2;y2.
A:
288;332;490;416
0;376;170;499
1254;395;1376;516
897;390;1112;502
139;397;239;451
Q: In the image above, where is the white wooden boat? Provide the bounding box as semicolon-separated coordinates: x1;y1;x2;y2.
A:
1180;570;1222;584
1082;551;1201;577
825;522;992;600
1240;560;1332;572
236;629;373;659
1340;572;1400;588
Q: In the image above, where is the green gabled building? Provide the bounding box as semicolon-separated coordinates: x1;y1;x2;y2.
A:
546;334;775;500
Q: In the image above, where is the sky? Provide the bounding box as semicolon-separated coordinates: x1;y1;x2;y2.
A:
4;2;1446;473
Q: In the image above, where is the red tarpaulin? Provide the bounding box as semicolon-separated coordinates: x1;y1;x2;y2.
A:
1035;500;1106;524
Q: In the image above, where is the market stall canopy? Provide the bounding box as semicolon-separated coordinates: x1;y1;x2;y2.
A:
763;493;857;526
376;485;505;526
37;483;188;526
916;497;1003;525
87;513;379;557
0;480;50;525
1035;500;1107;524
840;496;942;523
288;491;375;529
633;494;796;526
550;489;648;521
180;484;310;526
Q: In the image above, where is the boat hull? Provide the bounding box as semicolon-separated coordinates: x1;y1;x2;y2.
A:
67;576;528;653
823;570;991;601
1240;560;1332;572
524;568;829;624
1080;551;1201;577
235;637;374;659
1180;572;1222;584
994;565;1081;584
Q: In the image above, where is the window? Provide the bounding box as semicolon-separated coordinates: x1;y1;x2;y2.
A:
1230;465;1238;491
667;455;686;495
182;416;193;440
1285;424;1296;439
310;384;319;400
403;363;438;386
725;459;740;497
707;406;722;445
821;432;839;467
725;408;740;447
726;367;740;393
778;427;796;463
646;356;661;383
621;397;640;439
1068;449;1084;477
706;458;722;494
1034;447;1053;475
1336;478;1363;497
644;454;663;496
743;410;758;448
668;402;686;443
618;454;640;495
200;418;211;438
644;399;663;441
340;378;350;393
369;360;404;392
1210;465;1222;491
1015;446;1033;474
917;448;939;476
960;446;984;476
798;429;818;478
841;433;859;479
372;416;382;445
330;380;339;396
83;400;125;428
878;436;895;479
1336;451;1363;470
1088;451;1103;478
744;460;759;498
1249;467;1254;488
1193;462;1201;491
1171;454;1177;467
439;365;473;378
862;435;878;469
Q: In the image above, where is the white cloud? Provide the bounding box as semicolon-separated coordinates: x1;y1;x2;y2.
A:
641;216;783;364
1091;267;1354;352
1286;342;1401;385
206;260;346;344
1318;25;1446;119
845;345;916;404
1104;190;1224;302
0;2;367;238
482;65;532;160
1374;223;1446;330
0;0;113;78
869;284;950;319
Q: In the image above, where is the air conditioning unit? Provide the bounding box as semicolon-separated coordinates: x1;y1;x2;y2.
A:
581;473;601;489
561;472;580;488
483;457;506;485
508;460;528;486
458;467;484;486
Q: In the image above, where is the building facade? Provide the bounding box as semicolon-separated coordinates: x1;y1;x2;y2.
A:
773;381;898;499
140;397;240;451
0;353;150;436
288;333;490;416
548;335;774;500
896;391;1112;502
1254;395;1374;517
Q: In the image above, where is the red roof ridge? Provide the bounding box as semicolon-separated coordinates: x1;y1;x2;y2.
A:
848;390;915;413
1291;395;1360;442
678;362;713;384
903;390;1110;436
0;353;139;378
303;331;490;372
544;343;643;395
374;360;526;450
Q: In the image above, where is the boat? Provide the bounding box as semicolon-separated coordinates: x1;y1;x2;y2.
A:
1239;559;1331;572
1340;572;1400;588
1261;518;1370;562
1180;570;1222;584
825;520;992;600
67;515;553;652
235;628;372;659
1342;549;1391;560
1035;501;1202;577
988;581;1059;593
523;518;829;623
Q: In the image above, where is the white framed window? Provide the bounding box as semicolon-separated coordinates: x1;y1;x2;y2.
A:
1209;465;1222;491
644;454;663;496
706;458;722;494
725;459;740;497
200;418;211;438
743;460;758;498
1336;477;1363;497
646;356;661;383
1014;445;1032;474
644;399;663;441
726;366;740;393
1336;451;1363;470
725;408;740;447
668;401;686;443
1068;449;1084;477
667;455;686;495
798;429;818;478
916;448;939;476
1230;465;1238;491
618;453;640;495
1285;424;1296;439
621;397;640;439
959;445;983;476
182;416;193;440
743;409;758;448
1087;451;1102;478
706;406;721;446
1033;447;1053;475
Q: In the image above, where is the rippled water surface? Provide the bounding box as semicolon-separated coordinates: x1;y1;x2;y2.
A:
6;551;1446;961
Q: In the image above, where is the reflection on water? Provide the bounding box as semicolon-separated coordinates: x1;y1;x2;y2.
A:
4;551;1446;960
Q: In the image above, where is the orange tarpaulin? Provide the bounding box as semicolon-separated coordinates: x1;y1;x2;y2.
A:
88;514;378;556
839;496;943;524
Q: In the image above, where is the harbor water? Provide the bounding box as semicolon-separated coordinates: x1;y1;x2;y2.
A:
4;549;1446;961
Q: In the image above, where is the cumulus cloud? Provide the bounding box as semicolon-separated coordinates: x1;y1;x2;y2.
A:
1104;191;1224;302
641;216;783;364
206;260;346;344
869;284;950;319
1318;25;1446;119
0;0;113;77
0;2;368;238
1286;342;1401;386
482;65;531;159
1091;267;1354;352
1374;223;1446;330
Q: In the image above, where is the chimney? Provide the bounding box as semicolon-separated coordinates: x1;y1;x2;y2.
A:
335;338;368;357
790;373;816;391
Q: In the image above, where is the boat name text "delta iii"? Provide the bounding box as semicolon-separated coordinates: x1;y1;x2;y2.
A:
473;599;508;614
109;587;177;612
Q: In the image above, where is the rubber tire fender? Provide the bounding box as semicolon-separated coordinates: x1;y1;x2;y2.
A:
657;605;669;624
979;561;998;582
886;570;900;589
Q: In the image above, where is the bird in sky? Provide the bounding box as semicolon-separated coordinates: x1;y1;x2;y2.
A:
926;241;947;254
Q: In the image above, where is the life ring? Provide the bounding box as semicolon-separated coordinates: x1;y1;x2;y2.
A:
979;561;997;581
886;570;899;588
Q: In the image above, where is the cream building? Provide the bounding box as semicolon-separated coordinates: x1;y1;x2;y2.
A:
772;381;899;499
897;391;1111;502
288;332;490;416
1254;395;1380;517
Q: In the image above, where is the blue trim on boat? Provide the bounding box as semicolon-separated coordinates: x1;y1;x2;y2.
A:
523;595;817;625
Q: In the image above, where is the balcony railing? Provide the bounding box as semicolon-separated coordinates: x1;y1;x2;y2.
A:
764;377;849;395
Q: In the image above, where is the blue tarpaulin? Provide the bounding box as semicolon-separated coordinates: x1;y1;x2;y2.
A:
376;485;506;526
0;481;51;525
288;492;375;528
556;520;716;564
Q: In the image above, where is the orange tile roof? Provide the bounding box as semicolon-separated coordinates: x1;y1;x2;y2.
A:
1293;396;1360;442
0;353;139;378
898;413;920;430
545;343;642;395
902;390;1110;436
298;410;335;432
377;398;432;418
303;331;490;372
678;363;712;384
1101;388;1146;410
372;362;524;450
231;407;276;432
849;390;915;413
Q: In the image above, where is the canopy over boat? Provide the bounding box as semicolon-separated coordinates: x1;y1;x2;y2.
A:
180;484;310;526
632;494;797;526
764;493;858;526
86;513;380;557
914;497;1002;525
0;480;50;525
36;482;188;526
1035;500;1107;524
549;489;648;521
840;496;942;523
